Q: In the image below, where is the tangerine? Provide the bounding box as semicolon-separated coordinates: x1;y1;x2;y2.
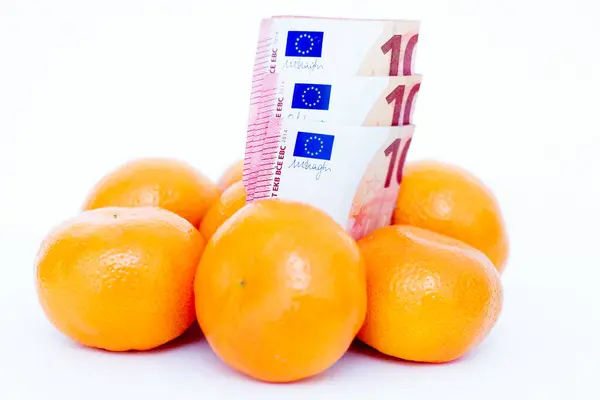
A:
195;199;367;382
393;160;509;273
217;160;244;191
357;225;503;363
35;207;205;351
82;158;220;228
200;180;246;240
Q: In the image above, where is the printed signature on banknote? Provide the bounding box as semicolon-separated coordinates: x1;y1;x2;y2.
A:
288;158;332;180
282;59;324;73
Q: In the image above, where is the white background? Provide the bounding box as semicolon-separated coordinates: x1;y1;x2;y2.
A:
1;0;599;398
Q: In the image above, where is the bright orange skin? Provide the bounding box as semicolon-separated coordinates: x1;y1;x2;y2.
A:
357;225;503;363
195;199;367;383
82;158;220;229
35;207;205;352
200;181;246;241
217;160;244;191
393;160;509;273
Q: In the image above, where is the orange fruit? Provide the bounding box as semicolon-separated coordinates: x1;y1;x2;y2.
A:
35;207;205;352
200;180;246;240
82;158;220;229
357;225;503;363
195;199;367;383
217;160;244;191
393;160;509;273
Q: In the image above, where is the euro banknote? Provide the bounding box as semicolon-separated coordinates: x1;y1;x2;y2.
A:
254;16;420;77
247;119;414;239
258;73;422;126
244;16;421;200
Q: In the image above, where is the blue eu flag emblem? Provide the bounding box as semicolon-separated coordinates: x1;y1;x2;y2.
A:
285;31;324;58
291;83;332;110
293;132;335;161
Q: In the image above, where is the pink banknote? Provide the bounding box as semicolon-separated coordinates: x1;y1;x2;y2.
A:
248;119;414;239
244;16;421;201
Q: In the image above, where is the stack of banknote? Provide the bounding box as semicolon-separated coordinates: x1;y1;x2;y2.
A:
242;16;422;239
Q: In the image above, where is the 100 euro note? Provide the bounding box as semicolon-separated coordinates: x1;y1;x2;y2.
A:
250;119;414;240
244;16;420;200
246;73;422;201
